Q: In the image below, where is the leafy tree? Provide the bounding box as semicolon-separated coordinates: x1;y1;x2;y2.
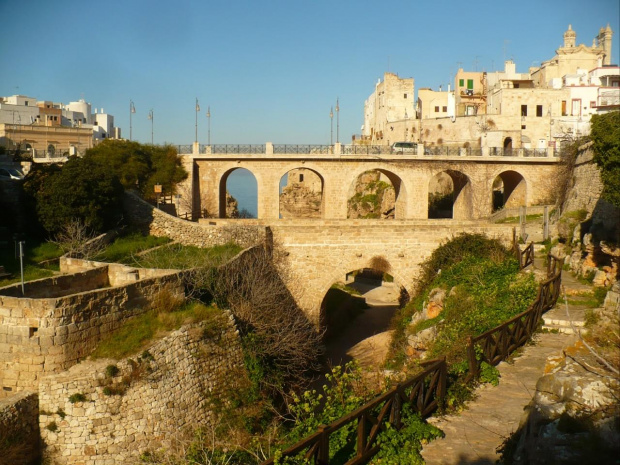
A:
590;111;620;207
21;163;63;237
33;156;124;234
84;140;187;200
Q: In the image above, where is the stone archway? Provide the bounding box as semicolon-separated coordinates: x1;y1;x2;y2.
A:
428;170;473;219
314;256;411;330
346;169;407;219
492;170;527;211
218;167;258;218
278;168;325;218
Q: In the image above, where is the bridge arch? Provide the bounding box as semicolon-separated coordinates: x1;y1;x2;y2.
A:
217;167;259;218
346;168;408;219
491;169;528;212
314;255;413;331
428;169;473;219
278;167;325;218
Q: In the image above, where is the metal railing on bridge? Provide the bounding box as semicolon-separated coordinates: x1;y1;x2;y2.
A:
273;144;333;154
523;148;551;158
341;145;384;155
212;144;266;154
176;144;193;154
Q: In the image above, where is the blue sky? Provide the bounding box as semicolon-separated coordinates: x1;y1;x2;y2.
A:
1;0;618;145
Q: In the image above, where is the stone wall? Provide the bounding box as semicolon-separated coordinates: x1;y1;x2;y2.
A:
123;191;268;248
563;142;619;239
0;260;184;397
0;266;110;298
38;313;247;464
0;391;40;465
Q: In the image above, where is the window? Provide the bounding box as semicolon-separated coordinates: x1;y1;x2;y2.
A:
467;79;474;90
521;105;528;117
521;125;526;130
434;106;440;112
561;100;567;115
459;79;464;87
536;105;543;117
403;93;407;99
299;174;304;182
514;83;520;88
590;101;596;108
442;106;447;112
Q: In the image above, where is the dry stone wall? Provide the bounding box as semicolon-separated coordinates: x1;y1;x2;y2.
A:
123;191;268;248
38;313;246;464
0;259;184;397
0;391;40;465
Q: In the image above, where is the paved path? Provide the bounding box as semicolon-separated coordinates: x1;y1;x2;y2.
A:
421;261;590;464
420;331;576;464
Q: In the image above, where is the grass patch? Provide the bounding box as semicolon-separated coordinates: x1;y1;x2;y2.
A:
131;242;242;269
0;239;62;287
90;301;223;360
94;232;171;263
496;213;544;224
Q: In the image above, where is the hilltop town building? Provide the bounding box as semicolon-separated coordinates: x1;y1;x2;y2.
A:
358;24;618;152
0;95;120;158
530;24;613;87
361;73;415;145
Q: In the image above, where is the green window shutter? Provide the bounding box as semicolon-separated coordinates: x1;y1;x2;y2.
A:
459;79;464;87
467;79;474;89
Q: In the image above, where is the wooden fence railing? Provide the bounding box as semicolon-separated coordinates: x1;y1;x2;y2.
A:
512;227;534;270
261;358;447;465
466;254;563;380
517;241;534;269
263;254;563;465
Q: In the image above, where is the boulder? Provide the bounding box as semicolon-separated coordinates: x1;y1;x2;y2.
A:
407;326;438;356
510;340;620;464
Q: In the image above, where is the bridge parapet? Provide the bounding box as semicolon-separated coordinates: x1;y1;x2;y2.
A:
179;143;559;161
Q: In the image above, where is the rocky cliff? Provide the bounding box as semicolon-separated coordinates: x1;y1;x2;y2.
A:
347;170;395;219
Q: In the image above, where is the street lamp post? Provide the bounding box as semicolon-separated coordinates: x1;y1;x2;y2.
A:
195;98;200;144
129;100;136;141
206;106;211;145
148;109;154;144
330;107;334;145
336;98;340;143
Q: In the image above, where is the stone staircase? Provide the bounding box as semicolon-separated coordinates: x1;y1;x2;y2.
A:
542;305;586;334
531;255;592;335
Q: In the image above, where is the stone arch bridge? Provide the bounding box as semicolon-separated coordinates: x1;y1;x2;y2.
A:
175;148;559;326
181;147;560;220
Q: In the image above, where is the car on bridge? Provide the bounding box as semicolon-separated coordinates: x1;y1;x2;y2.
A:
391;142;417;154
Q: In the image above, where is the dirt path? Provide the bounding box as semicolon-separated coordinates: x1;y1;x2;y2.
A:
323;282;398;370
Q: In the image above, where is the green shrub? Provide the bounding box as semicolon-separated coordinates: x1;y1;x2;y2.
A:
68;393;86;403
105;364;120;378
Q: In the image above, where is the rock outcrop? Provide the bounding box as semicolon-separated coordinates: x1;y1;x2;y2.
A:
509;284;620;464
348;171;395;219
